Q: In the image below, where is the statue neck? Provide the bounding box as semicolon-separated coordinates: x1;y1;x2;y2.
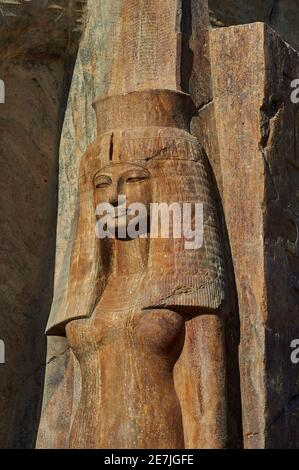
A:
111;236;149;276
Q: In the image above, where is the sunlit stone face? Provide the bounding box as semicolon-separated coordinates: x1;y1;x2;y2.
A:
94;162;152;236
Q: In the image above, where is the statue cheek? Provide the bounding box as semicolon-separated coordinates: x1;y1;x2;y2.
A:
94;191;101;207
94;188;111;206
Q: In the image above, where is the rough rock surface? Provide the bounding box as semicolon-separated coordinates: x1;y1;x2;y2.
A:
0;0;86;448
209;0;299;51
0;0;86;56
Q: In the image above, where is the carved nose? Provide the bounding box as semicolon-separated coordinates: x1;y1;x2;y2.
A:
109;193;119;207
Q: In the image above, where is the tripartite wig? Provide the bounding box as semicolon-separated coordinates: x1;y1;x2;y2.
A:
46;90;226;335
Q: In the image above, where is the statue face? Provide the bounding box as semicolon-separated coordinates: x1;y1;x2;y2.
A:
93;162;152;234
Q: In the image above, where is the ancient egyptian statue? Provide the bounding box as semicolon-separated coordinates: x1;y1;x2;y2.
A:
2;0;298;451
42;88;228;448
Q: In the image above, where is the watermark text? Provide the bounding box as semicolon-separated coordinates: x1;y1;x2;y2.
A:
95;197;204;250
0;340;5;364
290;339;299;364
0;79;4;104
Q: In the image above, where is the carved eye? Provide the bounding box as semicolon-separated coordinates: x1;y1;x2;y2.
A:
126;175;149;184
94;176;112;189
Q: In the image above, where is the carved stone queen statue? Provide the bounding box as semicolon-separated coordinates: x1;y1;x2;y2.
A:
45;88;228;449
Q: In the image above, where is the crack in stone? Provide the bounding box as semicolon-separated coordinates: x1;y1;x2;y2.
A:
260;149;280;203
259;99;283;204
197;98;213;113
46;346;70;366
259;99;282;150
244;431;261;439
19;347;70;386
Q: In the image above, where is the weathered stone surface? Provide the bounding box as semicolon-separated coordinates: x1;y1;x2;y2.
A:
0;0;86;57
210;22;299;448
209;0;299;52
0;0;85;449
0;57;61;449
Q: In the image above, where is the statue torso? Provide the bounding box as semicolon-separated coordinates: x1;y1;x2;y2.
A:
65;274;185;449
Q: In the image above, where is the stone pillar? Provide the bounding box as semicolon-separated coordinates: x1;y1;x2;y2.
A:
210;22;299;448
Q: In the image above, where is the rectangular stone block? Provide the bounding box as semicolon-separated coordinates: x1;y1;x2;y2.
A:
210;22;299;448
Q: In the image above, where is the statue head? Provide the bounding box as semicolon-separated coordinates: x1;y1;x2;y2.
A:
93;162;152;237
77;89;199;247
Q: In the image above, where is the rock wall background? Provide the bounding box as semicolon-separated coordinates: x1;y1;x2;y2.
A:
209;0;299;51
0;0;86;448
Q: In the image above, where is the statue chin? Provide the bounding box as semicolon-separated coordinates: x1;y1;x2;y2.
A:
106;214;149;239
106;215;130;239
